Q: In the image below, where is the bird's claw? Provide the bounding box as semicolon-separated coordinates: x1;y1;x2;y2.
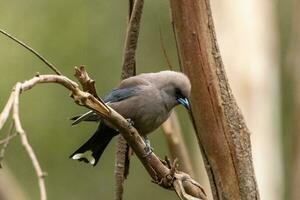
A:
143;145;154;158
126;118;134;128
142;136;154;158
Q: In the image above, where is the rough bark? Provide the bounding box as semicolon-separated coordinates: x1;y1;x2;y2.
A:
169;0;260;199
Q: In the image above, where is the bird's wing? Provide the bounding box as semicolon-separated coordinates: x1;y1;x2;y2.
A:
71;86;140;125
103;87;140;103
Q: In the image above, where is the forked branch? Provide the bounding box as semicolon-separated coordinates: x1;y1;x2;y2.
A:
0;69;207;200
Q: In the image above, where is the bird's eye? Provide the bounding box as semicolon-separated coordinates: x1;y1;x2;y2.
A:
175;88;183;98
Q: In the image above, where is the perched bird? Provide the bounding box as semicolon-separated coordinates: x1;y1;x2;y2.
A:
70;71;191;166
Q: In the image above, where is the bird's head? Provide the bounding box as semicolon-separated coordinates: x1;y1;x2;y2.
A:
169;72;191;110
142;71;191;110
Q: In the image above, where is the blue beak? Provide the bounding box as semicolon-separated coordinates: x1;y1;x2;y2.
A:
177;98;190;110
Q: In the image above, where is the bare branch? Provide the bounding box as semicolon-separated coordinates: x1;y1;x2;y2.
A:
159;26;174;71
0;132;17;145
0;71;207;200
12;83;47;200
114;137;129;200
0;122;16;168
121;0;144;79
0;92;14;130
74;66;100;99
162;111;195;177
0;29;62;75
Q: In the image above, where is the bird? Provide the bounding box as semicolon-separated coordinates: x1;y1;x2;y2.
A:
70;70;191;166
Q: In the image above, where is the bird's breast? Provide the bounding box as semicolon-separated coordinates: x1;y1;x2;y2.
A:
109;93;170;135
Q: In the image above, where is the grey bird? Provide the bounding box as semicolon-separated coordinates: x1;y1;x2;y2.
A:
70;70;191;166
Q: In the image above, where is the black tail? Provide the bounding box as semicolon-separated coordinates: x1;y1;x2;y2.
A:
70;121;118;166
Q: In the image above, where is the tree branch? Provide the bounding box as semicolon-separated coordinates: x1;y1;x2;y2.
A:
0;71;207;200
74;66;100;99
162;111;195;177
120;0;144;79
10;83;47;200
0;122;16;168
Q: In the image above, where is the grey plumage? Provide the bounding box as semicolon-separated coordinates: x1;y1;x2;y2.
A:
70;70;191;165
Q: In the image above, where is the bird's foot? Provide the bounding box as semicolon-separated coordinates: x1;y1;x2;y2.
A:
142;136;154;158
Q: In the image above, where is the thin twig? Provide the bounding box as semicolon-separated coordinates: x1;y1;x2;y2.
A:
0;29;62;75
171;22;182;70
0;122;16;168
162;111;195;177
0;132;17;145
12;83;47;200
0;92;15;130
159;26;173;70
120;0;144;79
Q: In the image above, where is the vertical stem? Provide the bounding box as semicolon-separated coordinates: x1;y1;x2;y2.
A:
115;1;144;200
162;111;195;177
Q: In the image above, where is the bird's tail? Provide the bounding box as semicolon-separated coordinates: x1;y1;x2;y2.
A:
70;122;117;166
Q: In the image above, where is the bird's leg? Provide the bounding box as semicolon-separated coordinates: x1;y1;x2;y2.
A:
142;136;154;158
125;119;153;157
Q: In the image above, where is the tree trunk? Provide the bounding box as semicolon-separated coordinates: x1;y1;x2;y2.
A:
169;0;260;199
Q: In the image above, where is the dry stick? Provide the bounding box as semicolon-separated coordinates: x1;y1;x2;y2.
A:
159;26;173;71
114;136;129;200
115;0;143;199
13;83;47;200
0;92;15;130
0;29;62;75
0;29;63;200
0;122;16;168
162;111;195;177
0;73;207;200
0;132;17;145
120;0;143;79
0;76;79;200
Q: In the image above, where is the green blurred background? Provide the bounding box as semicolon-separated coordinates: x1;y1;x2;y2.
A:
1;0;299;200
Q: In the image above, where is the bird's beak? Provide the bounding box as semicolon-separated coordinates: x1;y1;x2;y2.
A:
177;98;190;110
